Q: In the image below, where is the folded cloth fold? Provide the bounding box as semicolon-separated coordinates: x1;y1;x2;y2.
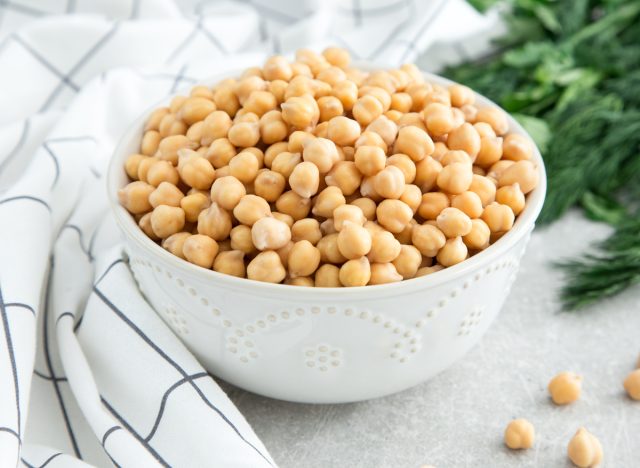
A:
0;0;495;466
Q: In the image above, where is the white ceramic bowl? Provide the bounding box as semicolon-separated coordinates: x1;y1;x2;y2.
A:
107;66;546;403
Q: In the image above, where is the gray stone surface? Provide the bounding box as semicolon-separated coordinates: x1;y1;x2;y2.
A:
226;212;640;467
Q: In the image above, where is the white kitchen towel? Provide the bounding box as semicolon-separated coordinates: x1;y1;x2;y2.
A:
0;1;497;466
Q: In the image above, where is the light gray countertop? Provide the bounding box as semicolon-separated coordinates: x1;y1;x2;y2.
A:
226;212;640;467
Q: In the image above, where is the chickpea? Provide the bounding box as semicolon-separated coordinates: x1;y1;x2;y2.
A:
177;97;215;126
290;61;313;78
136;156;156;183
414;156;442;192
263;55;293;81
393;126;434;162
423;103;455;137
290;218;322;245
351;197;377;221
326;161;362;196
436;236;467;267
206;138;237;168
276;190;312;220
448;84;475;108
158;135;195;165
487;160;514;181
474;135;503;167
355;131;387;153
327;116;361;146
149;181;184;208
496;184;525;215
196;202;232;240
201;111;232;146
436;207;472;238
247;251;286;283
273;211;294;228
210;176;246;210
476;107;508;135
301;137;338;174
418;192;449;220
567;428;603;468
460;104;478;123
283;161;318;199
233;195;271;226
368;230;402;263
254;169;286;202
469;174;496;206
548;372;582;405
181;234;218;268
339;257;371;287
229;225;257;255
504;419;535;450
137;213;158;240
447;123;481;158
390;92;412;113
623;369;640;400
451;191;483;218
316;95;343;123
354;145;386;176
271;151;302;179
281;95;319;129
367;116;398;147
440;150;472;166
332;80;358;111
145;107;170;131
228;151;260;184
227;121;259;148
158;114;187;137
411;224;446;257
315;264;341;287
213;83;240;117
392;245;422;279
251;216;291;250
177;150;216;189
424;86;451;107
415;265;444;277
118;181;154;214
503;134;533;161
284;276;313;286
322;47;350;68
162;231;189;258
394;218;415;245
125;154;146;180
181;192;211;223
397;185;420;214
437;162;473;195
335;221;372;259
186;120;204;143
352;95;383;126
258;110;287;144
369;263;403;285
146;160;180;187
333;204;366;231
474;122;495;138
317;233;347;264
462;219;491;250
150;205;185;238
374;165;406;200
481;202;515;233
212;250;245;278
376;199;413;233
312;186;346;218
498;160;538;194
287;240;322;278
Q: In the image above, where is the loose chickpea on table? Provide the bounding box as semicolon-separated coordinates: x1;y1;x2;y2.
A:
118;47;540;286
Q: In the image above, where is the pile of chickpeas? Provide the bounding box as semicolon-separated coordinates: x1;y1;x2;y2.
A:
119;47;539;286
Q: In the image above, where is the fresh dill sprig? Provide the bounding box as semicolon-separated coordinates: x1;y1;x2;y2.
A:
446;0;640;309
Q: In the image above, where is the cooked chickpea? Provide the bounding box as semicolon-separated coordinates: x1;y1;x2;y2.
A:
125;154;146;180
496;183;525;215
315;264;341;287
462;219;490;250
229;225;257;255
476;107;509;135
548;372;582;405
498;160;538;194
149;181;184;208
254;170;286;202
140;130;161;156
228;151;260;184
271;151;302;179
437;207;472;238
623;369;640;400
481;202;515;233
206;138;237;168
392;244;422;279
200;111;232;146
137;213;158;240
448;84;475;108
567;428;602;468
441;150;472;167
211;250;245;277
247;251;286;283
210;176;246;210
353;95;383;126
390;92;412;113
181;193;210;223
393;126;434;162
286;161;319;199
437;162;473;195
423;103;455;136
374;166;405;200
368;231;402;263
281;95;319;129
369;263;403;285
333;204;366;231
367;116;398;147
322;47;350;68
451;191;483;218
331;80;358;111
415;265;444;277
488;160;514;181
436;236;467;267
300;137;336;173
157;135;194;164
351;197;377;221
447;123;481;159
339;257;371;287
411;223;446;257
118;181;154;214
177;150;216;189
387;154;416;184
327;116;361;146
337;222;372;260
326;161;362;196
145;107;170;131
418;192;449;220
399;184;422;213
502;133;533;161
150;205;185;238
415;156;442;192
251;216;291;250
354;145;386;176
376;199;413;233
147;160;180;187
196;202;232;240
475;135;503;167
276;190;312;220
469;174;497;206
233;194;271;226
178;97;216;126
228;121;260;148
287;240;321;278
504;419;535;450
158;114;187;137
313;186;346;218
317;233;347;264
291;218;322;245
182;234;218;268
162;232;189;258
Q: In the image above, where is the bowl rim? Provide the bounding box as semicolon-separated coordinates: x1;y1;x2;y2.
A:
107;63;547;300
